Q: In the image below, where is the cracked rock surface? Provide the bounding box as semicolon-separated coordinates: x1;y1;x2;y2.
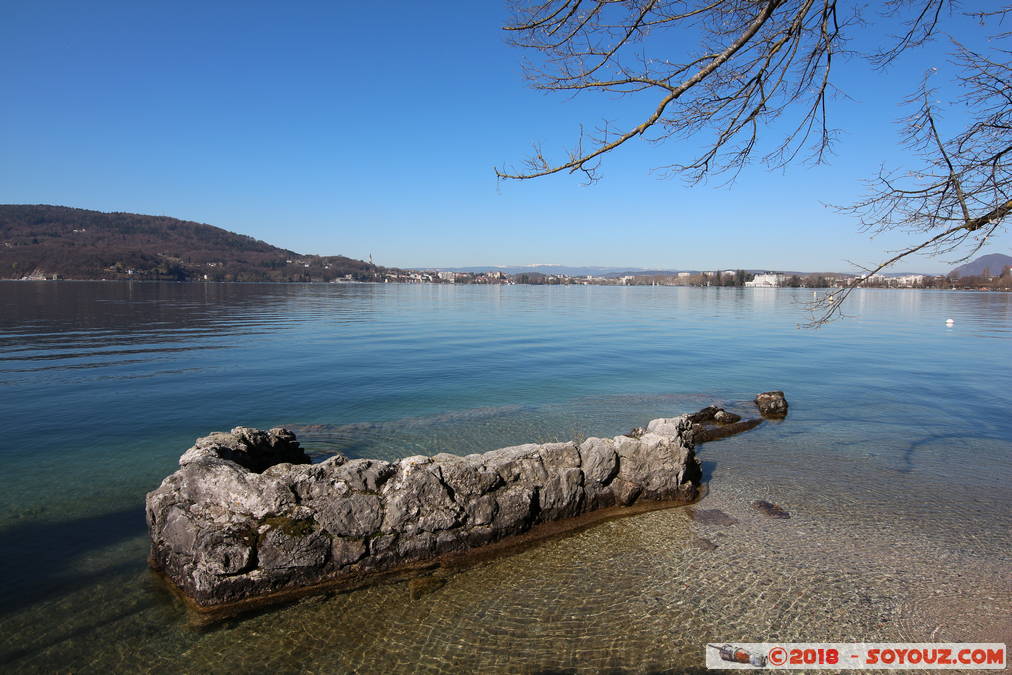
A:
146;406;766;609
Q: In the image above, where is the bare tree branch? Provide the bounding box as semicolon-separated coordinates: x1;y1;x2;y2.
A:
809;35;1011;326
497;0;796;182
499;1;1010;327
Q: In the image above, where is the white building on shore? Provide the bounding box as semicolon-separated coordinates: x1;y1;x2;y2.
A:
894;274;926;287
745;273;787;287
868;273;926;287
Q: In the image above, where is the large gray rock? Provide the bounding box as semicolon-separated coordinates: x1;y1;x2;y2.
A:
146;407;764;610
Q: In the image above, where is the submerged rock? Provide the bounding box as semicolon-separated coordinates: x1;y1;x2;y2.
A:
689;508;738;527
146;403;775;611
687;536;719;551
751;500;791;519
692;418;762;443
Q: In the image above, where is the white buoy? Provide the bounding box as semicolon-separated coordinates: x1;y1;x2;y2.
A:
945;318;954;325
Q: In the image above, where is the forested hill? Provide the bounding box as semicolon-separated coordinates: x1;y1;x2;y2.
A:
948;253;1012;279
0;205;383;281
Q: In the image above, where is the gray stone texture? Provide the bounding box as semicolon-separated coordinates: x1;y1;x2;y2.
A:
146;401;776;608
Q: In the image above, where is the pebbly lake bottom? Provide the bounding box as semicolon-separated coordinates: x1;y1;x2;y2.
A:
1;394;1009;673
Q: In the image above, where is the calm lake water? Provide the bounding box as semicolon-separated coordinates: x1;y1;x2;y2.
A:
0;281;1009;672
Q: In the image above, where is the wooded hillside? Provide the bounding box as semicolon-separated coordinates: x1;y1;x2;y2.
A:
0;205;382;281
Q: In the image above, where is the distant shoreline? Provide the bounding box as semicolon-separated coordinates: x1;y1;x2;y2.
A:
2;278;1008;292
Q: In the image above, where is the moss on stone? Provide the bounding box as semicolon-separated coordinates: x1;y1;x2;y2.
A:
259;515;316;539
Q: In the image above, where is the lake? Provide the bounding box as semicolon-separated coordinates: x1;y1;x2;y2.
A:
0;281;1009;672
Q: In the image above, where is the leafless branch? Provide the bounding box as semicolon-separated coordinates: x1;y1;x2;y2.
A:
808;36;1011;326
499;1;1011;327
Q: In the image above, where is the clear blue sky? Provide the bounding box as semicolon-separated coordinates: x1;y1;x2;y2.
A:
1;1;1006;273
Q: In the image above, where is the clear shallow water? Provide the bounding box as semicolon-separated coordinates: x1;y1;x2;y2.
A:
0;282;1009;672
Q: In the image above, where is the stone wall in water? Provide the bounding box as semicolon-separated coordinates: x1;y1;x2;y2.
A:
146;395;785;609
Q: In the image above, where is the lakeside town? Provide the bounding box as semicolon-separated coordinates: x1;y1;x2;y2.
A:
369;267;1012;291
17;263;1012;292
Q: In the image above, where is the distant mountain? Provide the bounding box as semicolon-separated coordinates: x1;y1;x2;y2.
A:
949;253;1012;278
601;269;682;278
0;204;382;281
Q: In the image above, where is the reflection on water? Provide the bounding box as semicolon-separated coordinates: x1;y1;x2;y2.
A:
0;282;1009;671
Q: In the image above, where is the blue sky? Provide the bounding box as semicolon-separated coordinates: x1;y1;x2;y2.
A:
1;1;1007;273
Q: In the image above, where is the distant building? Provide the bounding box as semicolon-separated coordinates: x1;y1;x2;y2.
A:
894;274;925;287
677;272;691;278
868;273;925;287
745;273;786;288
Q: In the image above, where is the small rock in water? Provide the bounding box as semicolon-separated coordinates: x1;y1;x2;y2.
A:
713;410;742;424
686;406;720;423
754;391;789;419
752;500;791;519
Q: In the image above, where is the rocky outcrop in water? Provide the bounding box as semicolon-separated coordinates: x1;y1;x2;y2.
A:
679;405;763;443
755;391;789;419
146;399;782;610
